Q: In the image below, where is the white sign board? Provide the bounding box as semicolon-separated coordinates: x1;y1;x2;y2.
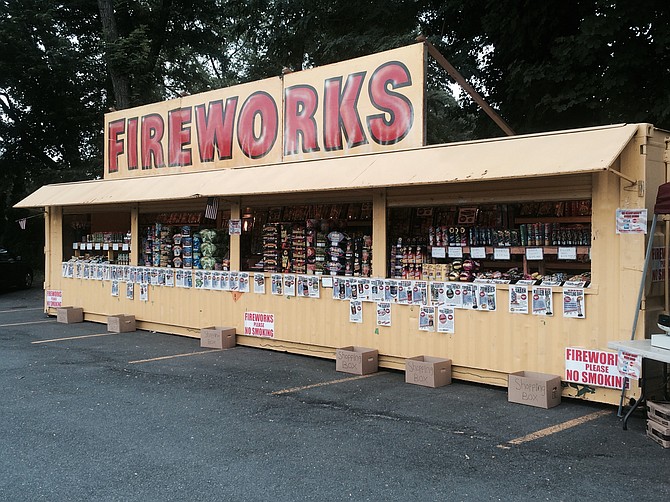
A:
565;347;626;389
243;311;275;338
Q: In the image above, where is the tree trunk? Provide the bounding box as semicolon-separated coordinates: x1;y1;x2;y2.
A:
97;0;131;109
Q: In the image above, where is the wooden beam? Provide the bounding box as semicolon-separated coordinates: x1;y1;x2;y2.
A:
418;35;516;136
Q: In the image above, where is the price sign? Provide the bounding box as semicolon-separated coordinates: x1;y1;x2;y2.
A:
558;247;577;260
431;247;446;258
470;247;486;259
525;248;544;260
447;247;463;258
493;247;511;260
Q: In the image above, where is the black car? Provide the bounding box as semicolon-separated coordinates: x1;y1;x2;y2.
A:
0;247;33;289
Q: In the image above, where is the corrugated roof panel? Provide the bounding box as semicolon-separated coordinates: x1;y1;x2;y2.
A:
15;123;640;208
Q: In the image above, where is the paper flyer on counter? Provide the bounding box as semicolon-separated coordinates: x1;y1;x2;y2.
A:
297;275;309;297
509;285;529;314
111;280;119;297
357;278;371;302
203;271;212;289
349;279;360;301
419;306;436;331
194;270;204;289
349;299;363;323
283;274;296;296
254;273;266;294
126;282;134;300
271;274;283;295
563;288;585;318
477;284;497;311
532;286;553;316
239;272;250;293
617;350;642;379
376;301;391;326
430;282;445;305
437;306;455;333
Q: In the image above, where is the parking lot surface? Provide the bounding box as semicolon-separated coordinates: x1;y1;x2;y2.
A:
1;286;669;501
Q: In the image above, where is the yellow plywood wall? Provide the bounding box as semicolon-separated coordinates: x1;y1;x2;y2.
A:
45;125;668;405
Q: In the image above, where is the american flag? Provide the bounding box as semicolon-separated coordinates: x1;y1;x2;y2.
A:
204;197;219;220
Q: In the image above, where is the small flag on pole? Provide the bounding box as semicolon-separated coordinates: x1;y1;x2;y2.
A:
205;197;219;220
18;218;27;230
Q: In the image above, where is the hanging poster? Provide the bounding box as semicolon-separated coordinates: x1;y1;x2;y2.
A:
175;270;184;288
563;288;586;318
444;282;463;308
221;271;230;291
283;274;296;296
111;280;119;297
126;282;134;300
194;270;204;289
239;272;250;293
509;285;529;314
532;286;553;316
413;281;429;306
477;284;497;311
349;299;363;323
271;274;283;295
384;279;399;303
397;280;412;304
62;262;68;278
211;271;221;290
376;301;392;326
437;306;455;333
332;277;342;300
616;208;647;234
140;283;149;301
358;278;371;302
460;284;477;309
254;273;266;294
203;271;212;289
297;275;309;297
228;271;239;291
349;278;359;301
308;276;320;298
371;279;385;302
419;306;436;331
617;350;642;379
430;282;445;305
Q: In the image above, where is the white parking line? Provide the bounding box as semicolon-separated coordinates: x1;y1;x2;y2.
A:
32;333;117;344
0;307;44;314
0;320;55;327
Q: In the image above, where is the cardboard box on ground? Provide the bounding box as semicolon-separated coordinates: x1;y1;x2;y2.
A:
57;306;83;324
647;401;670;448
200;327;236;349
508;371;561;409
405;356;452;388
336;346;378;375
107;314;136;333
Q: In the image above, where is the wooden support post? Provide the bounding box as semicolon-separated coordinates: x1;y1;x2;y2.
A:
417;35;515;137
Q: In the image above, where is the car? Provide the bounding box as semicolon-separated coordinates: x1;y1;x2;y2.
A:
0;247;33;290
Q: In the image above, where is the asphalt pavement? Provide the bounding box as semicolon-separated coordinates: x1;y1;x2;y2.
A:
1;285;669;501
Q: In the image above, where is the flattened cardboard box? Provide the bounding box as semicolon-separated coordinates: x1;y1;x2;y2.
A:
57;306;83;324
647;401;670;427
508;371;561;409
107;314;136;333
200;326;236;349
336;346;378;375
405;356;452;388
647;418;670;448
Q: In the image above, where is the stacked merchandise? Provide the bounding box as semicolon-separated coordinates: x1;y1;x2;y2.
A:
262;224;279;272
197;228;228;269
158;225;172;267
361;235;372;277
142;226;154;266
182;228;193;268
306;223;317;274
280;224;292;272
292;226;306;274
647;401;670;448
389;239;425;279
326;231;346;275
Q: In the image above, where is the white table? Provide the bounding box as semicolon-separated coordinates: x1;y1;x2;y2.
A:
607;338;670;429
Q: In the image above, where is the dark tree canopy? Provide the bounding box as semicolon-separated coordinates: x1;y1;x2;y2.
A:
1;0;669;259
